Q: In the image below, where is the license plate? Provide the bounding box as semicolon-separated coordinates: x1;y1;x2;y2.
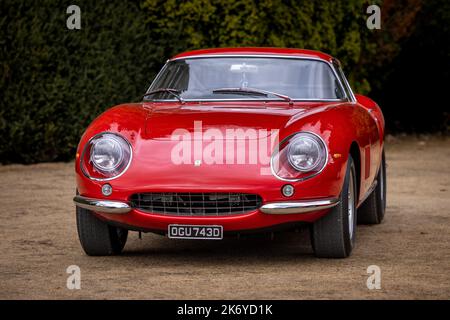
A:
168;224;223;240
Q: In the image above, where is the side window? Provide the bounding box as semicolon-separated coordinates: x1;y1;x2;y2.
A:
334;79;345;99
332;61;354;102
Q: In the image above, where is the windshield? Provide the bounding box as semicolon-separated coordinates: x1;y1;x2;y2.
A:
147;57;346;101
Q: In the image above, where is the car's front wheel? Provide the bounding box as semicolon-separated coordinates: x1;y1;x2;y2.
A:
311;155;357;258
76;206;128;256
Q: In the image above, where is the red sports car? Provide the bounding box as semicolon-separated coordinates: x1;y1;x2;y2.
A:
74;48;386;258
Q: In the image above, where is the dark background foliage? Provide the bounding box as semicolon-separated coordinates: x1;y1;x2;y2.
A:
1;0;448;163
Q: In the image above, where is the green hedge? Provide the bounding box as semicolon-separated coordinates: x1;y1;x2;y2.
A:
0;0;164;163
143;0;376;91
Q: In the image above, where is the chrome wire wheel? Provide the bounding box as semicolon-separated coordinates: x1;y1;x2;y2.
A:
348;170;355;239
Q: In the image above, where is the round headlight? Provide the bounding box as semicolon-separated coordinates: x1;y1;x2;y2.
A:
90;136;124;172
82;133;132;180
287;133;327;172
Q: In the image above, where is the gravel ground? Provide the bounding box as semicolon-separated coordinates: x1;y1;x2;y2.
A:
0;136;449;299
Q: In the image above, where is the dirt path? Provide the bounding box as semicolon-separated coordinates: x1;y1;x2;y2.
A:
0;136;449;299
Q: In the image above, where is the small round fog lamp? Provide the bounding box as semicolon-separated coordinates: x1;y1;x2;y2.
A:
282;184;295;197
102;183;112;196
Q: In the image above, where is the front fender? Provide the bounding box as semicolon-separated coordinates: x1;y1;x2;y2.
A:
281;102;377;203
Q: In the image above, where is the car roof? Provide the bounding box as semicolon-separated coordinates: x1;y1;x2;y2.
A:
170;47;335;62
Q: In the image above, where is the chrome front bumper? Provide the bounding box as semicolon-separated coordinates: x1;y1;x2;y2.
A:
73;195;131;214
259;198;339;214
74;195;339;215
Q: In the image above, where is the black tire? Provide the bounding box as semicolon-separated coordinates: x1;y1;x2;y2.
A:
357;150;386;224
311;155;357;258
76;206;128;256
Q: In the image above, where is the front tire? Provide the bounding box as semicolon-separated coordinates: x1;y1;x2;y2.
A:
76;206;128;256
357;150;386;224
311;155;357;258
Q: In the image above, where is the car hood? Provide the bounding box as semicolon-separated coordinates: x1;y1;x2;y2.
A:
78;100;344;189
143;101;330;140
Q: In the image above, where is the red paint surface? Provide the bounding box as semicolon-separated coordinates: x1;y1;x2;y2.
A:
171;47;335;62
75;49;384;233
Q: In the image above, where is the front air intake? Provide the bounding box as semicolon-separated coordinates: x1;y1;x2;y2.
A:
130;192;262;216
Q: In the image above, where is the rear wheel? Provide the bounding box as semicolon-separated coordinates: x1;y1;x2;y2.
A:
357;150;386;224
76;206;128;256
311;155;357;258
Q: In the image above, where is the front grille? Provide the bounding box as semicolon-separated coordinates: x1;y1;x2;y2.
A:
130;192;262;216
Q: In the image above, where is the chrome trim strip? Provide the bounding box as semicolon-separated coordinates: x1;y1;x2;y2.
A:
260;197;339;214
73;195;131;214
341;70;356;103
331;59;356;103
145;55;350;103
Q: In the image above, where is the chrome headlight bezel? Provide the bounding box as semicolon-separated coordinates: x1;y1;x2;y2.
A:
80;132;132;181
270;131;329;182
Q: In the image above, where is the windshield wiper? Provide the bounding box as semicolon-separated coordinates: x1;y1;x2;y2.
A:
212;87;293;105
143;88;184;104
